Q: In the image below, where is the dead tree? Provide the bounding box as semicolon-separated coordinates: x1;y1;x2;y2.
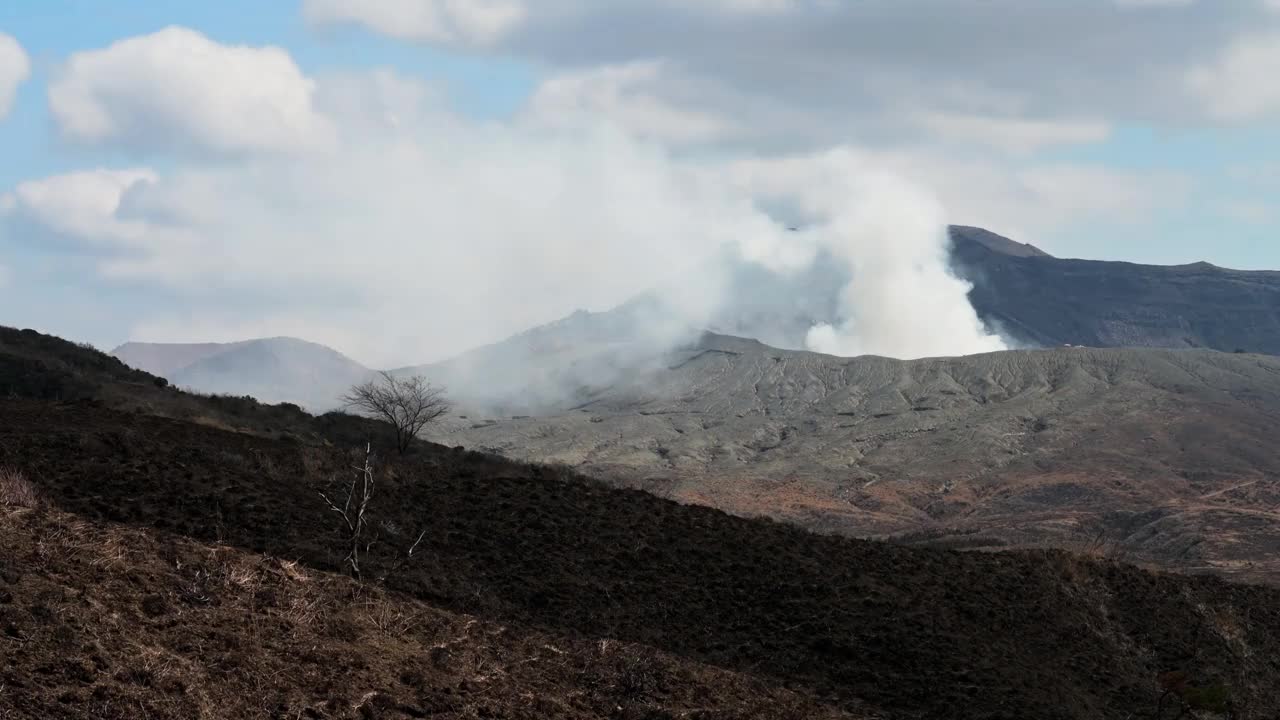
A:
342;371;450;454
319;443;377;579
318;444;430;581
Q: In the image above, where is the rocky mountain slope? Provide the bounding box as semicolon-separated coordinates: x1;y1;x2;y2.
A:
113;337;371;410
950;226;1280;353
435;333;1280;584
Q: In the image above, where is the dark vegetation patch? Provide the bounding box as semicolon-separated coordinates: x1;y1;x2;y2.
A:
4;330;1280;719
0;325;398;449
2;400;1279;719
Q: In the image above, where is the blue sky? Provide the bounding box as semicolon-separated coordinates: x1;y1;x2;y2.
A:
0;0;1277;361
0;0;537;187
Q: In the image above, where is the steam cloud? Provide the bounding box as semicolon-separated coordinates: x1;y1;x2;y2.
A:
729;150;1007;358
8;69;1005;398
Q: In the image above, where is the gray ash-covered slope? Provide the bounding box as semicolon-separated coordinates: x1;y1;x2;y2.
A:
951;225;1280;353
113;337;371;410
435;334;1280;584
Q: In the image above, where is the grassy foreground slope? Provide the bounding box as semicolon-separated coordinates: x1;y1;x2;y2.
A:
2;328;1280;719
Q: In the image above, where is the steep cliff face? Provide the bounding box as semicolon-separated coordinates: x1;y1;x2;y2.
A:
950;226;1280;353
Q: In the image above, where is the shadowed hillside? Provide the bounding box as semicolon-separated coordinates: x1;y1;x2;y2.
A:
951;226;1280;353
2;335;1280;718
1;326;394;449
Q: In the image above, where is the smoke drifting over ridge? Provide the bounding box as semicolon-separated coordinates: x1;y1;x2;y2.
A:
6;69;1004;376
730;151;1006;359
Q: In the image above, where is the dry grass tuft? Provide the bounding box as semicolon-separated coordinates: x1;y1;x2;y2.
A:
278;558;310;583
0;466;39;509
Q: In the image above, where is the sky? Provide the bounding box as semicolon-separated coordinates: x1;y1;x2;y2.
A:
0;0;1277;366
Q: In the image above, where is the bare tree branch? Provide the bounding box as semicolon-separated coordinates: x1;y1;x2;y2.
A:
341;372;451;454
318;443;376;579
316;444;432;582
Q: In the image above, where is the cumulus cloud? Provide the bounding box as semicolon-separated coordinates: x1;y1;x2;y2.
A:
524;61;736;144
845;150;1191;252
0;32;30;120
7;16;1225;373
303;0;527;46
48;26;333;155
907;112;1111;155
7;65;1020;367
446;0;1278;143
1;168;160;247
10;77;768;364
1187;32;1280;120
313;67;443;134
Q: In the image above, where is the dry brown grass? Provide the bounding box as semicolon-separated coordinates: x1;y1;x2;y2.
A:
0;506;858;720
0;466;39;509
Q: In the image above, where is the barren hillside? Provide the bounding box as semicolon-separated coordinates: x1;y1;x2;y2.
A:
437;334;1280;583
3;330;1280;718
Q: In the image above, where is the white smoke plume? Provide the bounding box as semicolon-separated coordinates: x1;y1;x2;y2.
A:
729;150;1007;358
7;67;1006;409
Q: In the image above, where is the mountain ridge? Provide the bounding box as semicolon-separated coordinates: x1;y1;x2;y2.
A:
101;225;1280;413
434;334;1280;584
950;229;1280;352
113;336;371;410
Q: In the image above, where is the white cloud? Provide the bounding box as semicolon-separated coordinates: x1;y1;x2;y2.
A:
48;26;333;155
8;69;1027;366
525;61;736;144
908;112;1111;154
303;0;527;46
298;0;1278;152
789;148;1192;253
10;74;768;365
510;1;1252;128
721;146;1190;332
1187;32;1280;120
0;32;30;120
1;168;160;247
314;67;444;134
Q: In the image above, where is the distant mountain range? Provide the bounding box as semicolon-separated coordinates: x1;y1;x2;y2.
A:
950;225;1280;353
112;337;370;410
94;227;1280;583
111;225;1280;412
